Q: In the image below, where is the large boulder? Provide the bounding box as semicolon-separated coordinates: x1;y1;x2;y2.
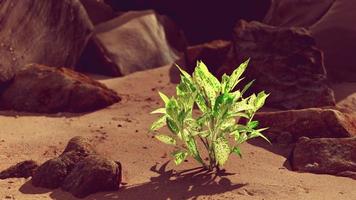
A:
104;0;271;44
231;20;335;109
263;0;356;82
62;155;122;198
263;0;335;27
0;0;93;83
292;137;356;180
255;108;356;144
0;64;120;113
78;10;186;76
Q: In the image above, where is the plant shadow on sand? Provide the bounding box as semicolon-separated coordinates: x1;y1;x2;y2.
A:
19;161;247;200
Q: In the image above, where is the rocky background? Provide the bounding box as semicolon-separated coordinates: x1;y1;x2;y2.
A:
0;0;355;198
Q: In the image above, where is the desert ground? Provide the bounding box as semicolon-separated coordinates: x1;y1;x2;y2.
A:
0;65;355;200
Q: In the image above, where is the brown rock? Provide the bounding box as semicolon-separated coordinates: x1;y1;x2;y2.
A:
0;160;38;179
292;137;356;177
0;0;93;83
0;64;120;113
185;40;235;77
32;136;96;189
78;10;186;76
231;20;335;109
263;0;335;27
62;155;122;198
255;108;356;144
80;0;116;25
310;0;356;81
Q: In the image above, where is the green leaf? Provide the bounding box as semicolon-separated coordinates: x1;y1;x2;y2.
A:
248;128;271;144
155;134;176;145
175;64;192;80
221;73;230;93
225;59;249;92
247;120;259;129
166;98;179;120
213;137;231;167
231;146;243;158
255;91;269;110
166;117;179;134
195;93;208;113
213;93;234;118
150;115;166;131
158;91;170;105
172;150;188;165
241;80;255;95
186;137;204;164
150;108;166;114
193;61;221;107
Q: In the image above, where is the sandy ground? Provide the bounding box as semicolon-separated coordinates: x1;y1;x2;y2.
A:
0;65;355;200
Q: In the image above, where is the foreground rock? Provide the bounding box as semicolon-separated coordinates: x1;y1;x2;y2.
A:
0;160;38;179
231;20;335;109
255;108;356;144
292;137;356;180
0;0;93;83
79;10;186;76
32;137;96;188
0;64;120;113
62;155;122;198
32;136;122;197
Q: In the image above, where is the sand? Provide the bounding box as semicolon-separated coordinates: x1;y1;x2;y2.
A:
0;65;355;200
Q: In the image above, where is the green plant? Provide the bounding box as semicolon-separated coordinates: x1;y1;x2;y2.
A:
149;59;270;170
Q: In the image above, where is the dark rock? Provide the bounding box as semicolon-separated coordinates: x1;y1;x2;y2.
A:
104;0;271;44
0;160;38;179
309;0;356;81
255;108;356;144
63;136;97;156
231;20;335;109
185;40;235;77
263;0;356;82
0;0;93;83
32;136;96;189
292;137;356;177
0;64;120;113
263;0;335;27
80;0;116;25
337;171;356;180
62;155;122;198
78;10;186;76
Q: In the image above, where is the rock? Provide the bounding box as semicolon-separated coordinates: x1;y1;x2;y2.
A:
309;0;356;81
104;0;271;44
231;20;335;109
0;0;93;83
78;10;186;76
255;108;356;144
32;136;96;188
80;0;116;25
263;0;356;81
263;0;335;27
0;64;120;113
62;155;122;198
185;40;235;77
292;137;356;177
0;160;38;179
63;136;97;155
